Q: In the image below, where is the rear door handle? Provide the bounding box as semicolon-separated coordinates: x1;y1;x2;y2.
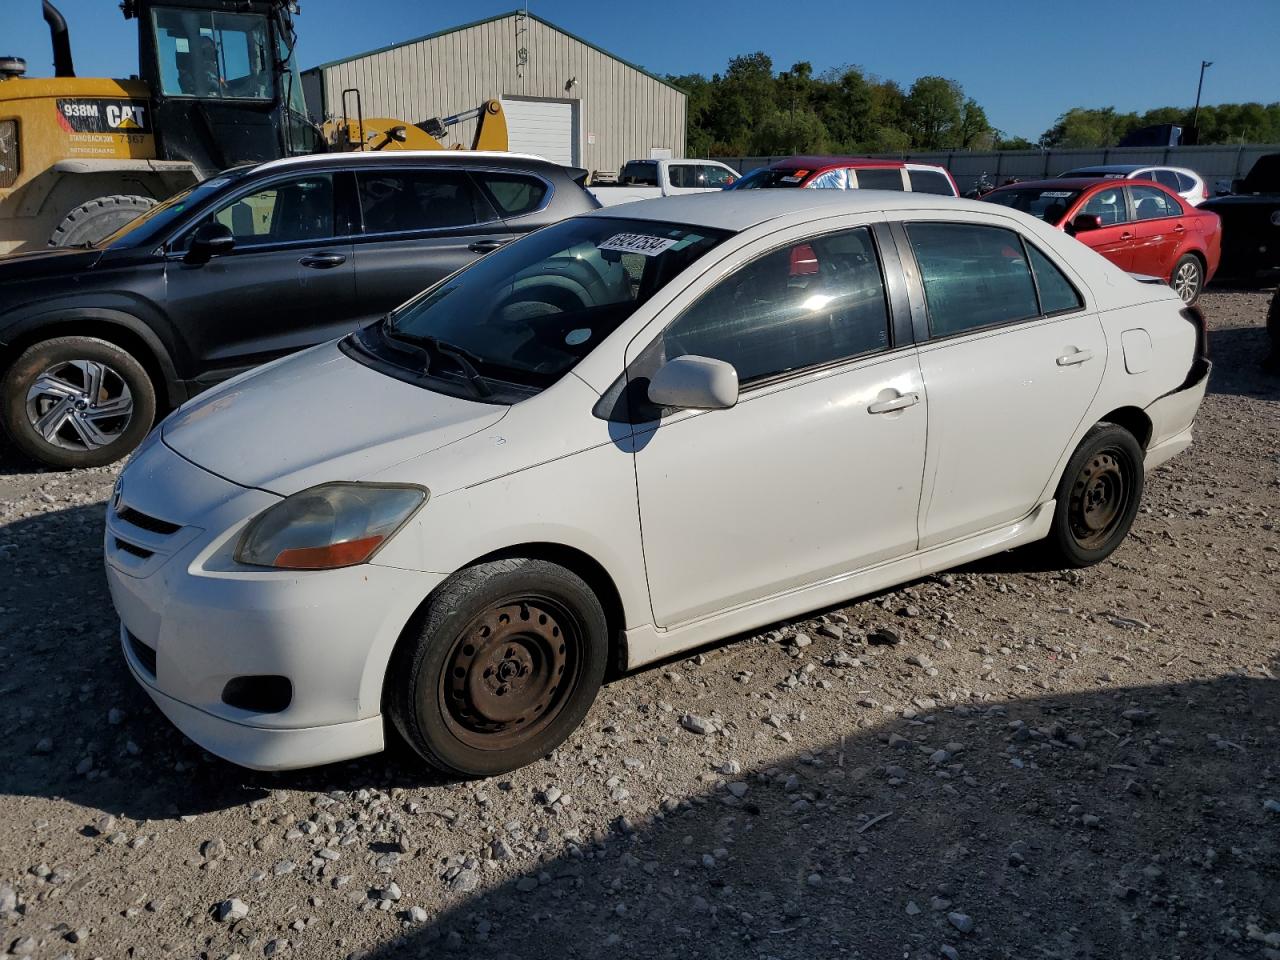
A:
1056;349;1094;366
299;253;346;268
468;239;509;253
1174;223;1186;232
867;393;920;414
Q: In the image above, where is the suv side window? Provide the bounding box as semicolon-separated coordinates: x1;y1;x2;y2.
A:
1152;169;1181;191
854;168;905;191
474;172;548;218
1130;184;1181;220
908;169;954;195
1080;187;1129;225
906;222;1040;336
660;226;891;385
184;174;335;249
356;169;498;234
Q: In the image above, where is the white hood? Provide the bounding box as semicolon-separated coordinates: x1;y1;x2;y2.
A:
162;342;507;495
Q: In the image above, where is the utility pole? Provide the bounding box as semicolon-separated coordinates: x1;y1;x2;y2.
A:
1191;60;1212;135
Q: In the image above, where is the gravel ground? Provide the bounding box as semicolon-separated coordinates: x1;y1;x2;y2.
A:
0;290;1277;960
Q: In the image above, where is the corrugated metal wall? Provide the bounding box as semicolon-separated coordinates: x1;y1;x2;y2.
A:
712;145;1280;195
305;13;686;176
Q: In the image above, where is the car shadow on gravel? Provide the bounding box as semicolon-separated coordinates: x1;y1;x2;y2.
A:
350;671;1279;960
1205;325;1279;401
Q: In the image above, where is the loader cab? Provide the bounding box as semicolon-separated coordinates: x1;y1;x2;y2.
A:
132;0;321;176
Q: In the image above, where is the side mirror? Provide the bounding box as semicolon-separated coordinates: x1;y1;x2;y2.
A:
1069;213;1103;234
647;355;739;411
184;222;235;264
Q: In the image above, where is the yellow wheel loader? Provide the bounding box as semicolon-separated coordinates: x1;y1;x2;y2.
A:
0;0;509;256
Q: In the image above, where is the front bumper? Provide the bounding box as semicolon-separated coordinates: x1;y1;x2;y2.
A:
105;439;444;771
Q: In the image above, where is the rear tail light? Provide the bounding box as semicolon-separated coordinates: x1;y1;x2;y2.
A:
1201;184;1209;200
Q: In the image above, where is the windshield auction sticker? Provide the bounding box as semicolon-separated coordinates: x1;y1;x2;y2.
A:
599;233;679;257
1039;191;1075;198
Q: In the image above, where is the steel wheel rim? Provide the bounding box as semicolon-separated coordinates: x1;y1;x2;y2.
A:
24;359;134;452
1174;261;1200;302
1068;448;1132;549
439;596;582;751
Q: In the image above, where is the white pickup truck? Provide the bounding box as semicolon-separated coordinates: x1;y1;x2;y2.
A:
589;159;740;206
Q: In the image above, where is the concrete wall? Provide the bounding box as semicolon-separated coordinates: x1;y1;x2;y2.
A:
304;12;686;176
711;144;1280;194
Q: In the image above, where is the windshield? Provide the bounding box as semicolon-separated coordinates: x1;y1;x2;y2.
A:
982;187;1082;225
95;169;253;249
151;6;274;100
379;217;731;389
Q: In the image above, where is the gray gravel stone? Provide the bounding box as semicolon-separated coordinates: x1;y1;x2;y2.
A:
216;898;249;922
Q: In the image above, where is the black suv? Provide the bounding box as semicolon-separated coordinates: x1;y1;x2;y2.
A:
0;152;598;468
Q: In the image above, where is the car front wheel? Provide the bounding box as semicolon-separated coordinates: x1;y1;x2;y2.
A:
1;336;156;469
1171;254;1203;304
1043;424;1145;568
388;558;609;778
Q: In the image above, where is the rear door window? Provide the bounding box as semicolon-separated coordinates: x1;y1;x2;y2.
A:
668;164;698;188
474;172;548;218
661;226;891;385
855;168;905;191
908;169;954;195
356;169;499;234
906;222;1040;337
1129;184;1181;220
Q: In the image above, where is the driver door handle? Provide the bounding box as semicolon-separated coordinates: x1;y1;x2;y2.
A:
1056;349;1094;366
299;253;346;269
468;239;509;253
867;393;920;414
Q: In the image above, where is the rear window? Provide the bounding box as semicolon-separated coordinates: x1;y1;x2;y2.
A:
855;168;904;191
908;169;955;196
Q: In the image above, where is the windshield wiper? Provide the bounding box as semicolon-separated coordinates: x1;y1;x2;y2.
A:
382;323;492;399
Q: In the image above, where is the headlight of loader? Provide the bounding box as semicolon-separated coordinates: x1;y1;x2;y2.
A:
236;483;428;570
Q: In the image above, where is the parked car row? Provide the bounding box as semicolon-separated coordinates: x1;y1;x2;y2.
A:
101;188;1210;776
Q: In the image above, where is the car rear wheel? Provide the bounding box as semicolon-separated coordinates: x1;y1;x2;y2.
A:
0;336;156;469
1171;254;1203;304
388;558;608;778
1042;424;1145;568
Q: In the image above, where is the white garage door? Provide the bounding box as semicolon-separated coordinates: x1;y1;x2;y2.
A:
500;98;578;166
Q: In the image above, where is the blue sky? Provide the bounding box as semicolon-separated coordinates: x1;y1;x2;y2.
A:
5;0;1278;141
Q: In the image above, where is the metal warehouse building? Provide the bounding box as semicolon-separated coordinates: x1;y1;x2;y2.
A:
301;10;686;174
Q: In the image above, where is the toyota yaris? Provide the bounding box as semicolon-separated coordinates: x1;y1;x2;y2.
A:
105;191;1210;776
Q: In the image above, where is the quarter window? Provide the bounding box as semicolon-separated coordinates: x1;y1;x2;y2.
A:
1026;244;1082;314
475;172;547;218
1151;169;1181;191
661;227;891;385
1079;187;1129;225
1130;184;1181;220
356;170;498;233
190;174;334;247
908;169;954;195
907;223;1040;336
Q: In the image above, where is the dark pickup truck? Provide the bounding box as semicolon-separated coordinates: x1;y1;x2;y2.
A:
1201;154;1280;278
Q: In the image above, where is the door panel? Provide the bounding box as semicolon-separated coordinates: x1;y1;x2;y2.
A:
634;354;927;626
349;168;516;324
164;172;358;380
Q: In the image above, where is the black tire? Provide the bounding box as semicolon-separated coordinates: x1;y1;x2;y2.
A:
1170;253;1203;305
388;558;608;777
49;195;155;248
1042;424;1145;568
1;336;156;469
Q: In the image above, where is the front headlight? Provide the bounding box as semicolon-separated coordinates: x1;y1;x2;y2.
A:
236;483;428;570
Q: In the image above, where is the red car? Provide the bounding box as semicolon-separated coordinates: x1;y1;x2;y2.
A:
983;178;1220;303
730;156;959;197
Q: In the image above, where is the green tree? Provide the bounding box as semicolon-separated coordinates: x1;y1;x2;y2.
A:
906;76;964;149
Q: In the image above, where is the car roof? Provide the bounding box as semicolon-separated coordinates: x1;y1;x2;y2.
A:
996;178;1127;192
582;188;989;232
767;155;907;172
1063;164;1149;174
251;150;556;175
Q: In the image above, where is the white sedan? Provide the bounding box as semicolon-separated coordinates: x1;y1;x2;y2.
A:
104;191;1210;776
